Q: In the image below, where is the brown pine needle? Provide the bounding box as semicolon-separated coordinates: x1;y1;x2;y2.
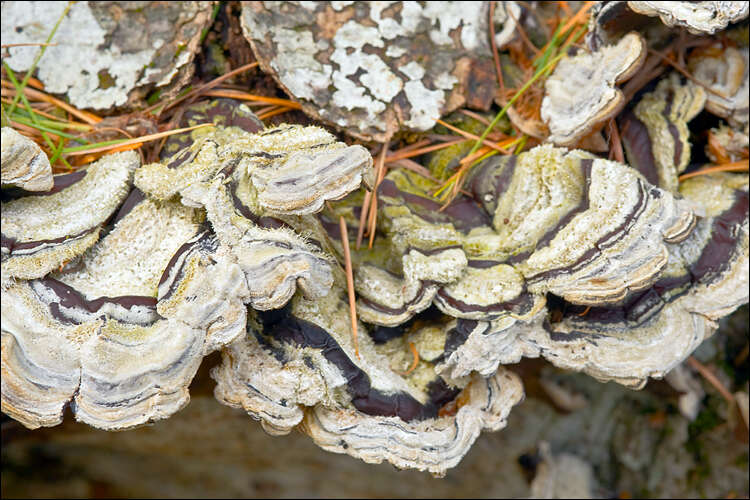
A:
678;160;749;181
557;1;596;39
200;89;302;109
355;190;372;250
646;48;726;100
385;138;465;163
152;61;260;114
258;106;294;121
1;42;58;49
436;119;512;153
608;119;624;164
505;3;541;56
64;123;214;156
76;143;143;165
687;356;735;405
339;216;360;360
402;342;420;376
2;82;101;124
457;109;493;127
390;138;432;155
577;306;591;317
388;158;440;182
0;96;91;128
368;141;390;249
489;2;506;96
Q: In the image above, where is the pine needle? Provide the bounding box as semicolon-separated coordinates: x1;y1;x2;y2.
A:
339;216;360;360
2;80;101;124
436;119;511;153
368;141;390;249
150;61;260;114
62;123;214;155
678;160;749;181
355;190;372;250
199;89;302;109
385;138;465;163
403;342;419;375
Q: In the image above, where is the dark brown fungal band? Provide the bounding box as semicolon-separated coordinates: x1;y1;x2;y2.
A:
0;194;236;430
211;281;523;475
521;173;748;386
620;73;706;192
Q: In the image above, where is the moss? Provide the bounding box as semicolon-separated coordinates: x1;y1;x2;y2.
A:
97;69;115;90
688;402;723;438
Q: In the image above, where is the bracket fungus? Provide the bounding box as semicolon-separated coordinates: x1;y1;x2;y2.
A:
211;283;524;475
2;3;749;478
619;73;707;192
627;1;750;34
1;127;53;192
1;151;137;285
2;194;246;429
1;1;214;110
240;1;501;141
1;116;378;436
541;32;646;147
136;123;373;310
321;142;730;389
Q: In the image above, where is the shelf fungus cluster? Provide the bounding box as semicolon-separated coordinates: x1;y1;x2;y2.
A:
2;5;749;470
1;115;529;475
318;141;747;390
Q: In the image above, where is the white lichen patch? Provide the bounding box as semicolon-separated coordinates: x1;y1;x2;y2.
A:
242;1;499;141
1;1;213;110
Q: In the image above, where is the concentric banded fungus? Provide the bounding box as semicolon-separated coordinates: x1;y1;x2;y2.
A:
435;314;545;381
1;127;53;192
471;146;696;305
620;73;707;192
522;173;748;387
1;1;215;109
1;151;137;285
689;43;750;131
541;32;646;147
136;124;373;215
136;124;373;310
212;281;524;475
367;145;694;316
1;194;247;429
241;1;499;142
627;1;750;34
302;368;523;476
